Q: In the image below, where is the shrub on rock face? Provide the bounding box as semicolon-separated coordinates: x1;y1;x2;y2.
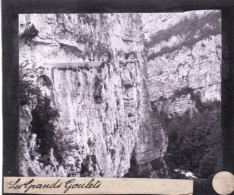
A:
19;76;61;166
31;96;59;156
19;79;41;106
21;23;38;41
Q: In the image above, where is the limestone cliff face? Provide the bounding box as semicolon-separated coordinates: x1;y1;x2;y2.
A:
19;11;221;178
142;10;221;116
19;13;167;177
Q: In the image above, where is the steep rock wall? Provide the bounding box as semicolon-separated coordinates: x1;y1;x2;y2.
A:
19;14;167;177
142;10;221;116
19;11;221;178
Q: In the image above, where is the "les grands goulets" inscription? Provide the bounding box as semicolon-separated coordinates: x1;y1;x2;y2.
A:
8;178;102;193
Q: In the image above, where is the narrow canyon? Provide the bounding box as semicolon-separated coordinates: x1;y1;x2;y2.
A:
19;11;221;178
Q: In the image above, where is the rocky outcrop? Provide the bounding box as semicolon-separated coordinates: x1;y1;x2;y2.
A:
142;10;221;116
19;13;167;177
19;10;221;178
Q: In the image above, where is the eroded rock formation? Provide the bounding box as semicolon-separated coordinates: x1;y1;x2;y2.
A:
19;13;167;177
19;11;221;178
142;11;221;117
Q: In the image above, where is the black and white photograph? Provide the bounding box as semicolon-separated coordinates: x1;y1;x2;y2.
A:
18;10;222;179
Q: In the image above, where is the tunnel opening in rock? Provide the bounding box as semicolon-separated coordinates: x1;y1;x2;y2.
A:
37;75;53;88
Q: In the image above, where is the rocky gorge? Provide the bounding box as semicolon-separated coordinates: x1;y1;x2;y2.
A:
19;10;221;178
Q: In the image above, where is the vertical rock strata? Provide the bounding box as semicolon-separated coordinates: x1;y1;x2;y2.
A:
19;13;167;177
19;11;221;177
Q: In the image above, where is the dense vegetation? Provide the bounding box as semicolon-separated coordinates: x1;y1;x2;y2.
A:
31;96;59;159
19;77;61;164
156;88;222;178
19;76;41;106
